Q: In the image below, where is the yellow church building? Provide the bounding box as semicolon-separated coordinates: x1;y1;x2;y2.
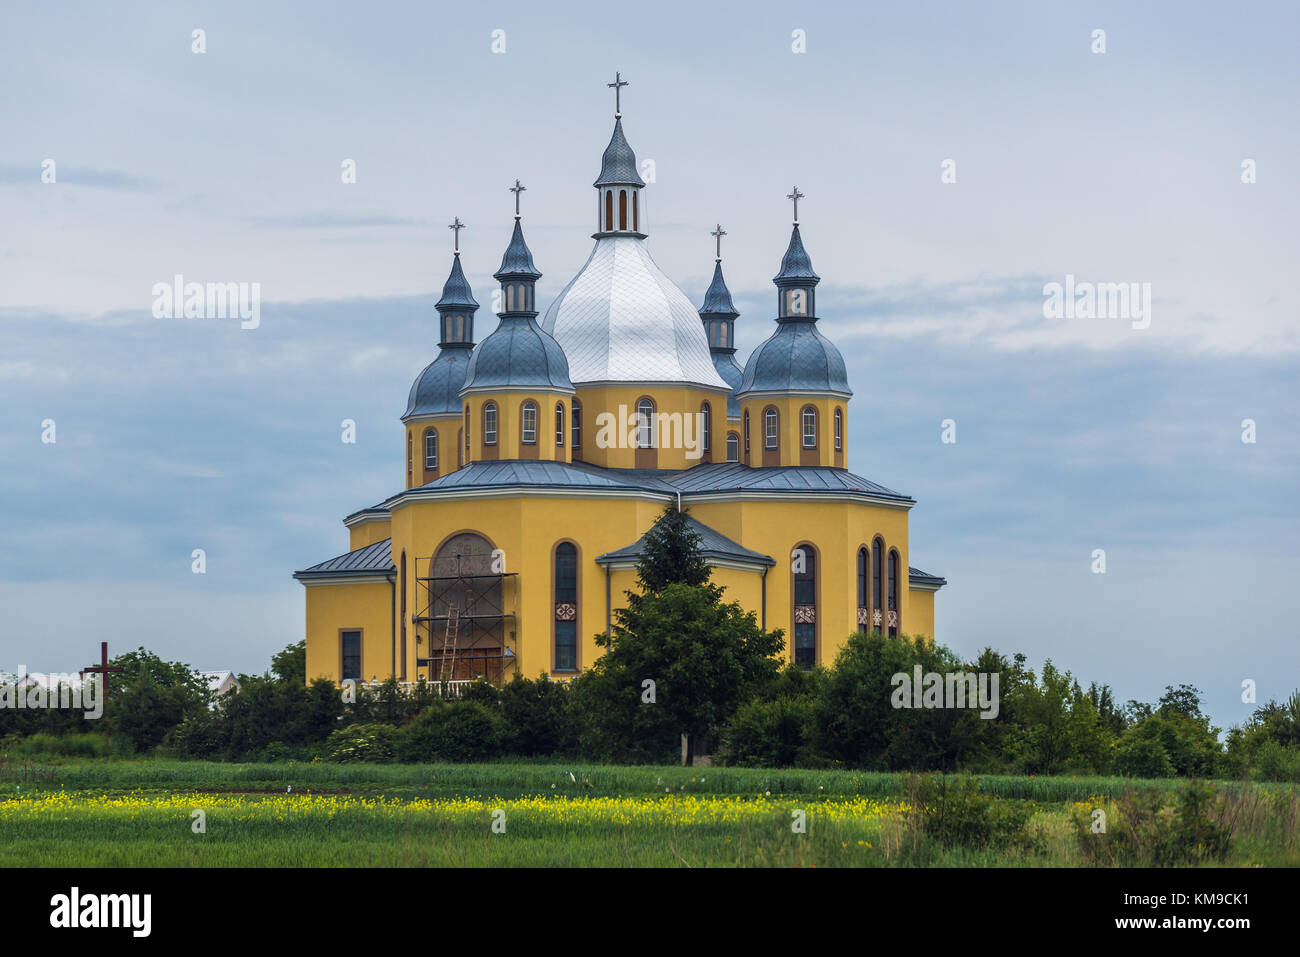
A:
295;88;945;686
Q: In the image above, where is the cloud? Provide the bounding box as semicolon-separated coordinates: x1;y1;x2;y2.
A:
0;163;156;191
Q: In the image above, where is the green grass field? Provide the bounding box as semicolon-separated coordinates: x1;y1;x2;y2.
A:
2;761;1296;867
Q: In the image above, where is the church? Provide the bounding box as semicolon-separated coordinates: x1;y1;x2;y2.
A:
295;78;945;686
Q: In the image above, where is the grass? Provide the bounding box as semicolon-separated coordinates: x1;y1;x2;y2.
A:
2;760;1295;867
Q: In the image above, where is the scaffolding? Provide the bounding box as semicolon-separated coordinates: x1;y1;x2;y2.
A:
412;554;517;686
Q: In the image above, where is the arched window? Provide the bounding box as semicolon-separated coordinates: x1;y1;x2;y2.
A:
554;542;578;671
636;398;655;449
505;285;514;312
455;315;464;339
423;428;438;473
457;429;463;467
633;191;639;231
856;547;869;633
793;544;817;669
555;402;565;447
834;408;843;451
872;537;884;632
400;551;408;680
572;399;582;448
521;401;538;444
743;410;750;453
619;190;628;230
888;549;900;637
483;403;498;445
701;402;711;453
764;407;779;449
802;406;817;448
464;407;470;452
605;191;613;231
431;532;503;682
406;432;413;481
726;432;739;462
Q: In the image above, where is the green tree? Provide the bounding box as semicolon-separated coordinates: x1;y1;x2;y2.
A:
584;505;784;765
107;648;211;753
271;640;306;684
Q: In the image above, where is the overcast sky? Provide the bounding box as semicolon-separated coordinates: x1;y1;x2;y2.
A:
2;0;1296;730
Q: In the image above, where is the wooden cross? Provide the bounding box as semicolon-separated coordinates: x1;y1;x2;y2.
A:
787;186;805;224
607;71;629;116
448;216;465;254
80;641;123;722
711;223;727;261
509;179;526;218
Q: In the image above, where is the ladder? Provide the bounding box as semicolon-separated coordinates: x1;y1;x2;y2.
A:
439;602;460;683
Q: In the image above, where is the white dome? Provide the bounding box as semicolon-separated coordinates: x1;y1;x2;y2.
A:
541;237;731;390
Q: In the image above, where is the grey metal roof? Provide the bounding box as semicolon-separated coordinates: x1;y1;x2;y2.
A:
737;321;852;396
908;566;947;587
294;539;395;578
541;237;731;390
435;254;480;310
594;117;645;187
494;219;541;280
711;353;744;417
462;316;573;391
404;348;472;418
774;224;820;284
595;513;775;567
413;459;648;491
394;459;910;502
700;261;738;317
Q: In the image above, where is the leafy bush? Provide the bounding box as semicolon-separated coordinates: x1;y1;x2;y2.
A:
1073;781;1234;866
1251;742;1300;783
725;697;816;768
326;723;397;763
396;702;509;763
1112;736;1174;778
903;773;1034;849
12;732;110;758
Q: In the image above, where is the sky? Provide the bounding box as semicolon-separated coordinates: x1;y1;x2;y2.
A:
1;0;1297;730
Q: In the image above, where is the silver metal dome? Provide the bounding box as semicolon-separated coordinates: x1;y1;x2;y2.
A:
541;237;731;390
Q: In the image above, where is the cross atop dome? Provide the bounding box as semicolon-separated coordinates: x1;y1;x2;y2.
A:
607;71;629;117
786;186;804;225
448;216;466;255
711;223;727;263
509;179;526;219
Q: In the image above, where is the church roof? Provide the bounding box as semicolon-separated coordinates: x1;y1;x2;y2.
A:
462;317;573;392
594;117;645;187
908;566;947;587
395;459;911;503
404;349;472;418
774;224;820;284
541;238;731;389
595;514;775;567
435;254;479;310
737;321;852;396
294;539;395;579
700;261;739;317
712;353;744;417
495;218;541;280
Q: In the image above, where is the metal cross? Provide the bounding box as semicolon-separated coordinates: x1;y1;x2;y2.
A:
79;641;123;723
509;179;526;219
787;186;805;224
607;71;629;116
711;223;727;261
448;216;465;254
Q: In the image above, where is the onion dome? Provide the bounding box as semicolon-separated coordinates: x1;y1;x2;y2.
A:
542;105;728;391
463;198;573;394
699;226;743;416
737;212;851;398
404;230;479;419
